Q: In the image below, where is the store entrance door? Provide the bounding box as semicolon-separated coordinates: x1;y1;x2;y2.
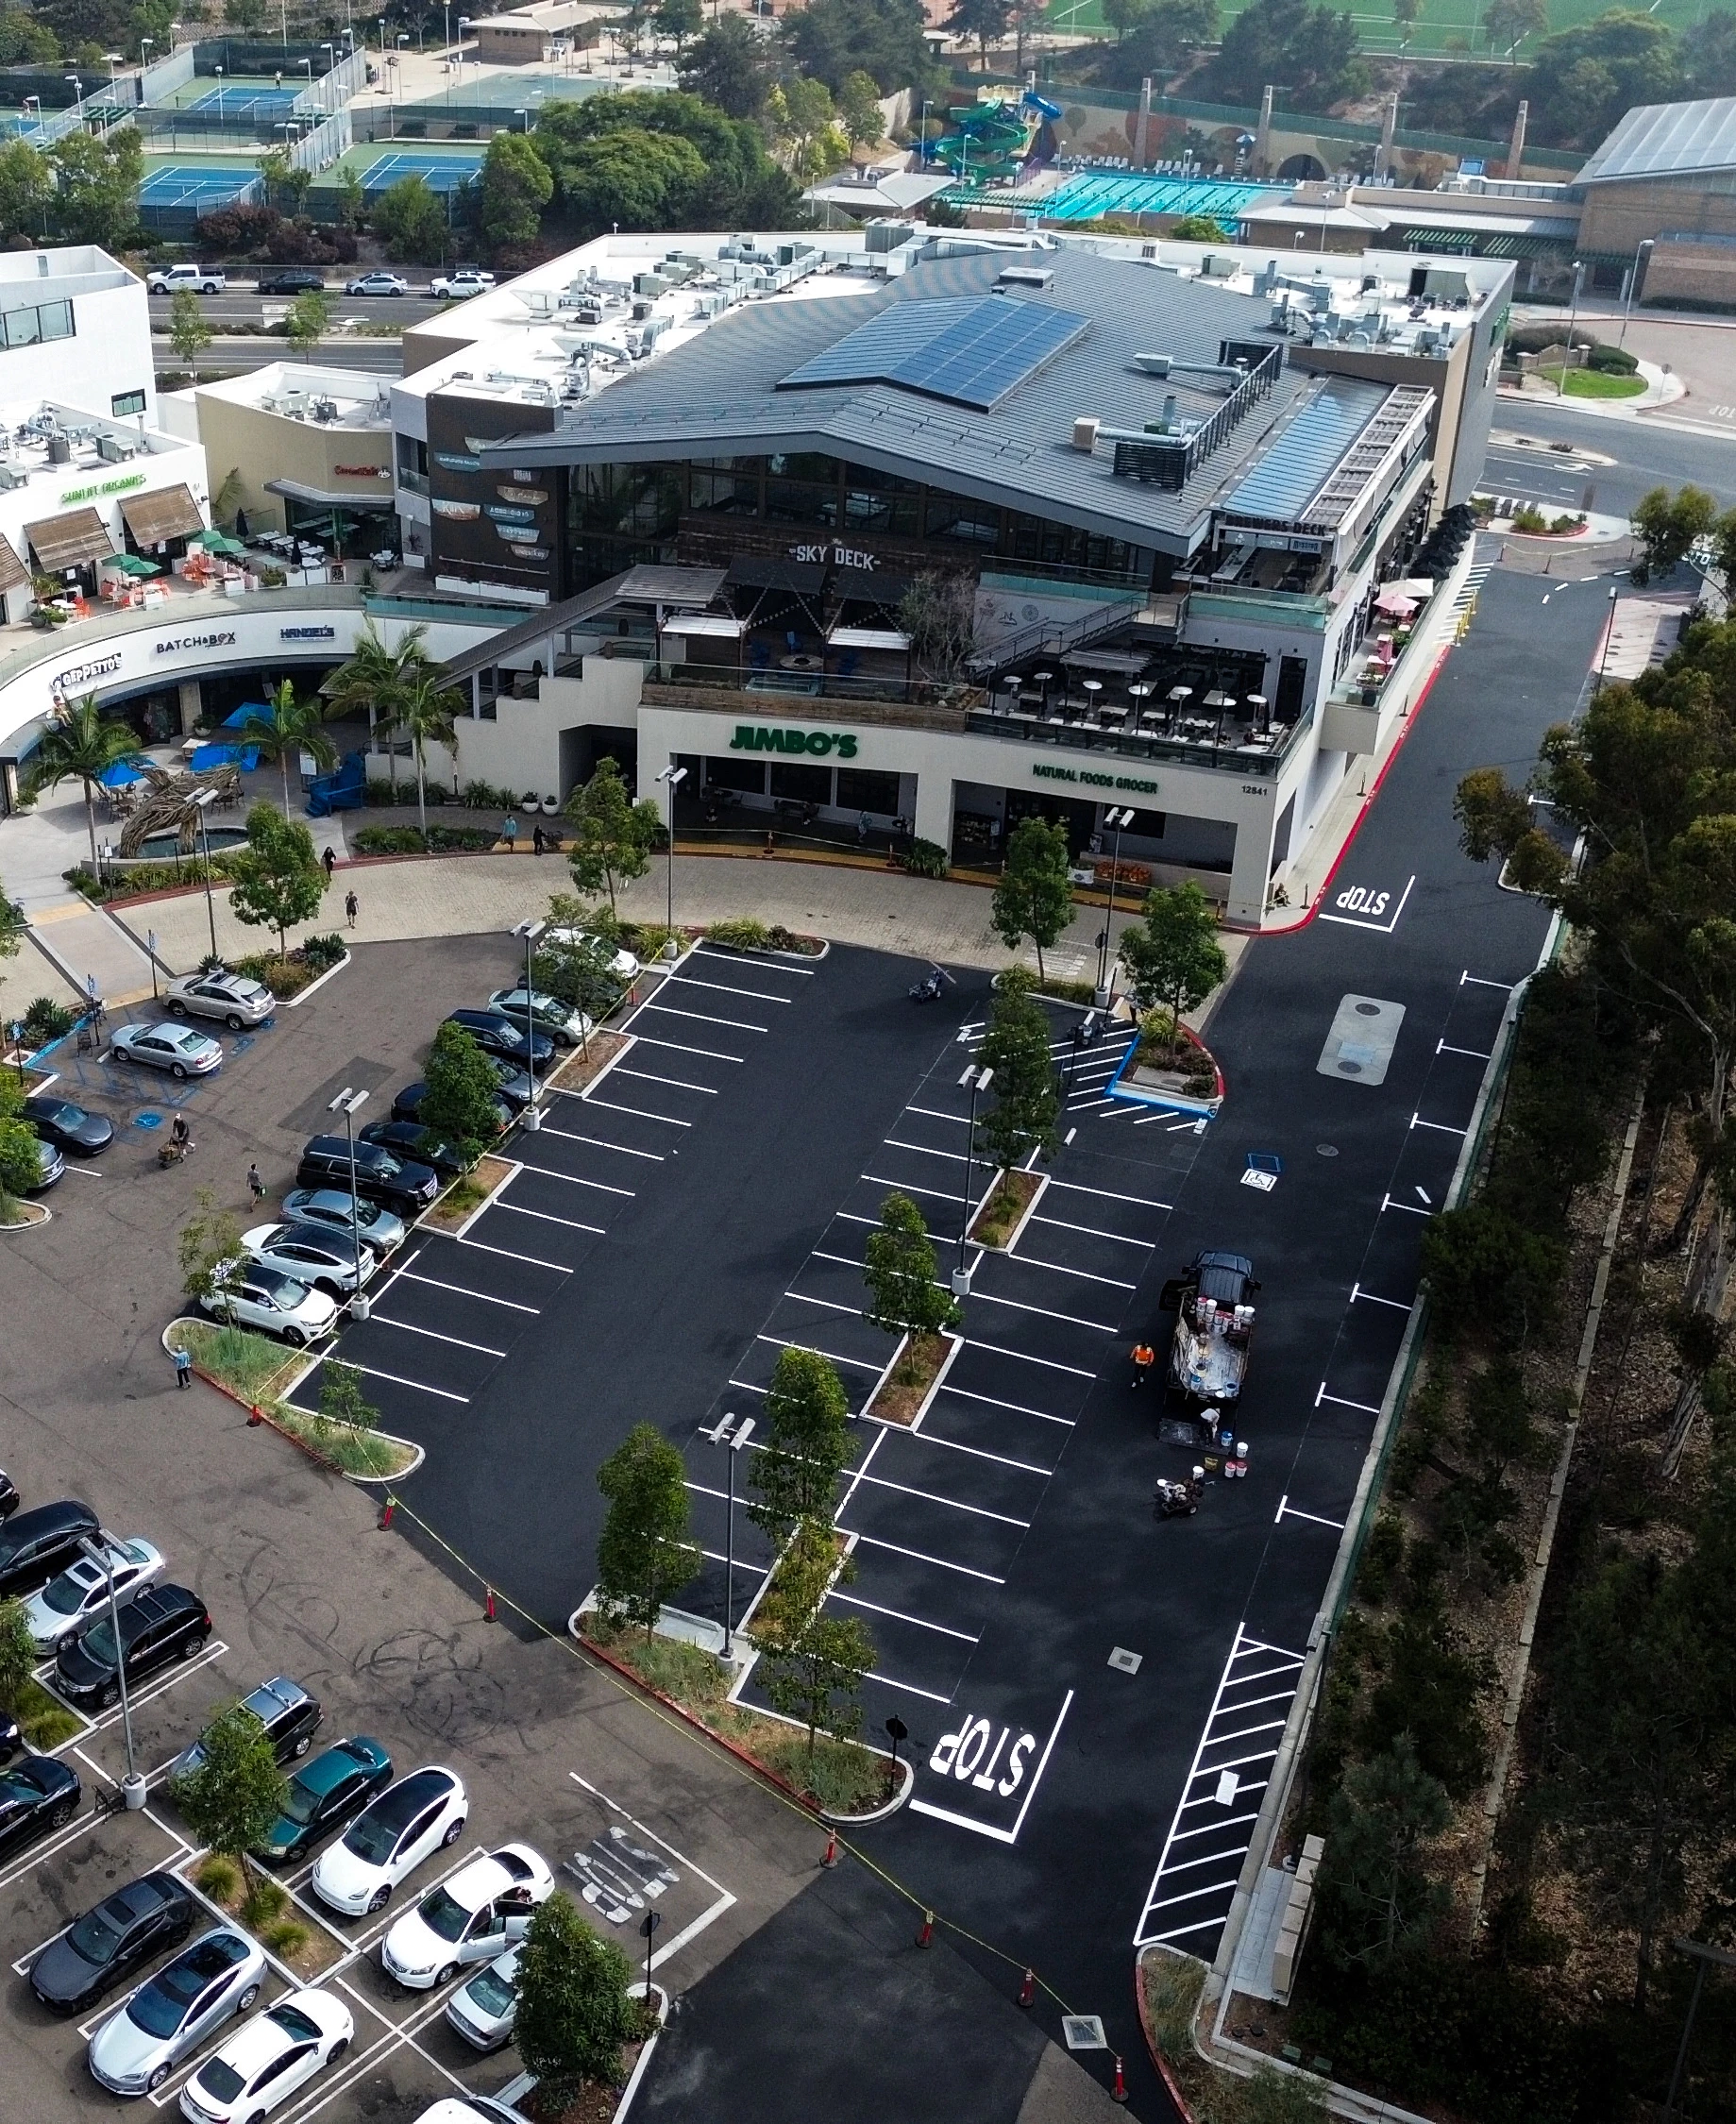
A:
1004;788;1098;858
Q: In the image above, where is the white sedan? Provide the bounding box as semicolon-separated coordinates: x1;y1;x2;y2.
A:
241;1222;378;1297
544;928;640;982
179;1989;354;2122
312;1764;467;1916
199;1264;338;1347
445;1944;522;2050
381;1844;551;1989
24;1538;163;1653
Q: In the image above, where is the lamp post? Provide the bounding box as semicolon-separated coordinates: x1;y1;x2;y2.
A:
1617;236;1653;349
1559;258;1584;397
212;63;224;122
191;786;219;964
65;74;84;127
654;763;686;960
1594;583;1618;692
638;1909;661;2004
78;1536;143;1808
328;1086;370;1318
1094;804;1133;1006
703;1411;755;1660
512;918;546;1127
954;1062;992;1295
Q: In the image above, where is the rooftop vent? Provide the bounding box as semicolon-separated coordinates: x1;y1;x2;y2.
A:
1071;415;1100;452
1133;353;1172;377
997;265;1053;289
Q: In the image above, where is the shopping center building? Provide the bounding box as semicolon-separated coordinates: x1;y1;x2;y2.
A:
388;228;1509;922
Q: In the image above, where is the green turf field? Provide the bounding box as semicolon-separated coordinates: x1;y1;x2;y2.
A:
1042;0;1704;61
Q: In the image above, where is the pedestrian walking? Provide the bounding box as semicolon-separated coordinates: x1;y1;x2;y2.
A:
532;823;546;856
345;888;359;928
502;812;518;851
174;1345;193;1390
247;1162;265;1205
321;845;337;882
856;810;870;845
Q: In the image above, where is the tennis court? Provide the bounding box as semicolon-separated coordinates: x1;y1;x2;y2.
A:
139;162;263;211
356;145;485;194
186;83;302;119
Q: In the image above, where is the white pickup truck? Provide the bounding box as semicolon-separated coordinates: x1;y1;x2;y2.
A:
145;263;227;295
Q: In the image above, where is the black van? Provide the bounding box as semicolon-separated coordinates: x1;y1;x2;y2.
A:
0;1500;102;1600
296;1135;438;1218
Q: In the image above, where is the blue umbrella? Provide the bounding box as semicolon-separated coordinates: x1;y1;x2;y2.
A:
98;760;143;788
189;743;240;770
223;700;274;730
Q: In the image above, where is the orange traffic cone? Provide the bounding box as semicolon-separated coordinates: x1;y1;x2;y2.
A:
1110;2055;1127;2104
916;1910;934;1948
1017;1968;1036;2009
378;1497;395;1531
821;1833;837;1868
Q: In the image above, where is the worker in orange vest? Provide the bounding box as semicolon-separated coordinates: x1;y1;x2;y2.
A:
1130;1339;1156;1390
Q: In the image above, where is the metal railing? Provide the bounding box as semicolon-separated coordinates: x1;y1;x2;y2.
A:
964;701;1307;778
966;592;1144;676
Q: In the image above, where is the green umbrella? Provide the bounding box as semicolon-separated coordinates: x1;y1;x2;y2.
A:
103;552;160;577
192;531;244;557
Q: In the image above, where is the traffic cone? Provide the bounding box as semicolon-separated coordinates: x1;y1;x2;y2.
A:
378;1497;395;1531
916;1910;934;1948
1110;2055;1127;2104
247;1405;262;1426
484;1587;496;1623
1017;1967;1036;2009
821;1832;837;1868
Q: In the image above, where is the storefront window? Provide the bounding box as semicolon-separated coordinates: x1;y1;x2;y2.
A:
836;767;900;816
838;460;922;496
926;491;1002;547
767;452;838;484
689;464;758;514
844;490;919;537
765;480;838;529
571;463;682;541
769;761;831;803
703;755;767;794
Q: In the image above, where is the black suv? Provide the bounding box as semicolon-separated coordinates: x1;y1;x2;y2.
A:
443;1009;555;1067
257;268;326;294
0;1500;101;1600
56;1584;211;1711
31;1871;197;2013
172;1677;322;1781
296;1135;438;1217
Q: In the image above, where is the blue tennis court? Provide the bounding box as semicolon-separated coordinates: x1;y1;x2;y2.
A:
139;163;262;210
1036;174;1289;222
359;147;485;194
187;85;301;118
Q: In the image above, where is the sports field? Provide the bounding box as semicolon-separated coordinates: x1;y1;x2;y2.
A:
139;159;263;211
312;142;486;194
1041;0;1704;60
156;72;306;110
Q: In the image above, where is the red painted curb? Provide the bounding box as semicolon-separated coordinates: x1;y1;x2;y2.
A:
187;1362;347;1481
1133;1955;1202;2124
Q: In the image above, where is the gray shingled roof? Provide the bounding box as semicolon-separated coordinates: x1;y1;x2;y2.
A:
1577;95;1736;186
469;248;1358;557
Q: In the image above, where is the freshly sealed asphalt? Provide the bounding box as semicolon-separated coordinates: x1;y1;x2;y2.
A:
290;554;1615;2120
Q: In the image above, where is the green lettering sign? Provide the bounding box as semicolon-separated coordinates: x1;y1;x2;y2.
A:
729;724;859;760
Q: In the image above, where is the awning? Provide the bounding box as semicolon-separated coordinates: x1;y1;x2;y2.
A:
0;536;28;594
661;613;744;640
26;507;111;573
265;476;394;512
120;482;205;548
189;742;261;770
826;626;911;651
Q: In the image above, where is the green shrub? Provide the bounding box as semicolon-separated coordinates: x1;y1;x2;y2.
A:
300;932;346;971
1585;343;1638;375
706;917;771;951
903;837;949;879
1420;1202;1566;1342
352;824;496;854
195;1854;240;1901
364;778;397;806
261;1916;310;1957
231;952;312;999
22;996;75;1043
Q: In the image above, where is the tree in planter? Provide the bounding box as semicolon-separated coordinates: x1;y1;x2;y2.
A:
229;803;327;959
167;287;211;370
595;1422;700;1638
978;969;1060;1174
863;1190;961;1341
564;759;661;918
897;570;976;686
753;1516;875;1762
989;815;1072;985
324;619;431;794
21;696;142;872
284;288;332;364
172;1698;290;1908
1119;881;1227;1028
418;1021;506;1167
398;664;461;844
1315;1736;1452;1973
316;1359;382;1465
0;1068;40;1206
750;1346;852;1544
178;1188;244;1319
237;678;338;819
0;1595;34;1724
1629;483;1718;585
515;1892;641;2105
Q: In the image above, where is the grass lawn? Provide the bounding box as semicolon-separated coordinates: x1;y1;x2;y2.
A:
169;1320;300;1402
1536;365;1646;399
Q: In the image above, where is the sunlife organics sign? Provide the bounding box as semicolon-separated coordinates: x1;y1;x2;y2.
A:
729;724;860;759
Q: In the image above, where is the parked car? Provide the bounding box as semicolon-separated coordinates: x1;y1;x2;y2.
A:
487;986;596;1048
546;928;640;983
240;1222;378;1297
198;1263;338;1347
311;1765;467;1915
163;970;274;1031
410;2102;522;2124
23;1093;113;1155
57;1583;211;1711
359;1121;469;1180
31;1872;196;2014
253;1736;393;1865
445;1944;522;2051
0;1713;21;1763
390;1082;512;1132
256;268;326;294
282;1188;407;1253
0;1753;81;1861
88;1927;265;2097
25;1137;64;1191
430;271;493;300
443;1009;556;1067
381;1844;551;1990
23;1537;164;1653
110;1021;223;1079
172;1677;323;1784
0;1499;102;1600
178;1988;354;2122
297;1135;438;1217
146;263;226;295
0;1469;17;1517
346;271;407;296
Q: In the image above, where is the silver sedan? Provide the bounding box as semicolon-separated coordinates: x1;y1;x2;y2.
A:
164;970;275;1030
110;1021;223;1079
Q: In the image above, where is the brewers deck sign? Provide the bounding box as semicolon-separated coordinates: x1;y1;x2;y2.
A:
729;724;859;759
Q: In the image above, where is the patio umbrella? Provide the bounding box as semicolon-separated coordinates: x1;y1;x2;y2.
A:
198;532;245;557
98;759;143;787
103;553;160;578
189;742;241;770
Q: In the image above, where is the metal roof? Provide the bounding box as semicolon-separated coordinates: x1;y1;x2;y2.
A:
1220;379;1388;526
1576;95;1736;186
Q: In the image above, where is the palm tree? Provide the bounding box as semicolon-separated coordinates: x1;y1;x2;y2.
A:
398;666;460;843
24;696;143;870
237;678;338;818
324;620;430;795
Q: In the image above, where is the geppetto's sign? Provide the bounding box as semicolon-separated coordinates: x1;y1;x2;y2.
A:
1034;761;1158;796
729;724;859;759
50;651;122;698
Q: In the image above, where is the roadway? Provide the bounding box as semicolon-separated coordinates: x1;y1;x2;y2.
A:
1482;396;1736;521
153;332;406;375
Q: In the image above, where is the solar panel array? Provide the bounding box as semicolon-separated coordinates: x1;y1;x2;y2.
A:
778;295;1089;412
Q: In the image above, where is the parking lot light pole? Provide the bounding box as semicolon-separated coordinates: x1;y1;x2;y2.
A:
78;1536;143;1808
703;1412;755;1660
654;764;686;960
639;1908;661;2003
513;919;546;1128
954;1063;992;1295
1094;806;1134;1007
328;1086;369;1318
191;786;219;964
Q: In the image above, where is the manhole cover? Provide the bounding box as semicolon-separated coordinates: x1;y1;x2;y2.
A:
1338;1059;1362;1074
1317;1144;1339;1157
1355;1001;1381;1017
134;1111;163;1130
1107;1646;1142;1674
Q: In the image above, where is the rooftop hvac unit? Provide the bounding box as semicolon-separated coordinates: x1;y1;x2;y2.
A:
47;434;70;464
1113;436;1191;489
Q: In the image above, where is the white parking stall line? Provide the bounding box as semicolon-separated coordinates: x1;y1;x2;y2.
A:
396;1269;540;1313
455;1235;573;1273
853;1533;1005;1584
1179;1761;1273;1800
811;1247;867;1273
1001;1254;1137;1290
306;1357;469;1403
943;1385;1075;1428
513;1163;635;1197
1275;1494;1346;1531
830;1591;980;1643
833;1424;887;1522
728;1377;767;1395
642;1002;768;1034
1350;1281;1411;1312
694;943;814;973
840;1468;1033;1527
864;1668;953;1705
673;973;792;1003
538;1122;666;1160
1315;1382;1381;1415
1381;1193;1433;1217
1168;1809;1262;1842
366;1316;507;1358
1410;1112;1468;1137
584;1096;692;1128
634;1036;743;1063
79;1640;231;1737
862;1174;988;1206
1200;1714;1290;1751
904;1429;1053;1477
906;1105;969;1124
1158;1844;1253;1880
965;1288;1115;1333
1065;1098;1118;1113
1437;1038;1492;1060
965;1338;1096;1379
783;1290;862;1316
1031;1214;1155;1249
884;1138;968;1162
1146;1877;1246;1912
1460;970;1516;990
493;1200;607;1234
758;1333;883;1372
1046;1179;1172;1211
616;1066;719;1095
